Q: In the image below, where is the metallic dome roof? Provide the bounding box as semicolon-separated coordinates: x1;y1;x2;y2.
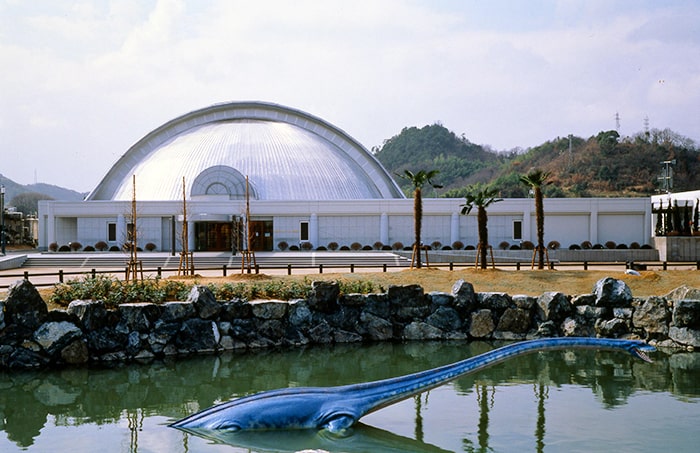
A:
87;102;404;201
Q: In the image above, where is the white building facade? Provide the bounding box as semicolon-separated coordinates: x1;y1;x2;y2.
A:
38;102;654;253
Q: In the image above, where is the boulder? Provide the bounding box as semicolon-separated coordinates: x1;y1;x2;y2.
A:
67;300;109;331
160;302;195;323
118;303;160;332
403;321;444;340
220;299;252;320
469;309;495;338
4;279;48;330
428;291;454;307
358;312;393;341
669;326;700;348
426;306;462;332
632;296;670;335
389;284;426;307
478;292;512;315
537;292;572;323
308;281;340;313
33;321;83;357
451;280;477;315
665;285;700;301
339;293;367;307
593;277;632;307
497;307;531;334
363;293;391;318
176;319;219;351
288;300;312;327
307;320;333;344
187;285;221;319
595;317;628;337
251;301;288;319
672;300;700;329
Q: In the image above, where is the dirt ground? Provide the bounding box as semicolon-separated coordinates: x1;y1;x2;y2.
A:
172;267;699;298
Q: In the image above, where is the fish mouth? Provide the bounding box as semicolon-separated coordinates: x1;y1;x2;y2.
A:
632;345;655;363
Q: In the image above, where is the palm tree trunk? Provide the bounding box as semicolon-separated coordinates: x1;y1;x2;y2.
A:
535;187;545;269
478;206;488;269
414;187;422;269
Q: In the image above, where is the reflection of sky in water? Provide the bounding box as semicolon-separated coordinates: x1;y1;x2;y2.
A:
0;343;698;452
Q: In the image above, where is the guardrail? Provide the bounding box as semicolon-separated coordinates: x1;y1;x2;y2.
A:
2;260;699;290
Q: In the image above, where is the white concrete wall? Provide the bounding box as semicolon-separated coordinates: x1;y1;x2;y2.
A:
39;197;653;252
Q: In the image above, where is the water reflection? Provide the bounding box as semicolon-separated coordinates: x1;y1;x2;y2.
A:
0;341;698;452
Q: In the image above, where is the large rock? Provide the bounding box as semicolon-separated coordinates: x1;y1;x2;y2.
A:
308;281;340;313
497;307;531;333
67;300;109;331
669;326;700;347
251;301;288;319
665;285;700;301
160;301;195;323
537;292;572;323
403;321;444;340
86;327;127;353
358;312;393;341
187;285;221;319
60;339;89;364
451;280;477;315
426;306;462;332
33;321;83;357
176;319;220;351
469;309;495;338
118;303;160;332
478;292;512;315
389;284;426;307
363;293;391;318
288;300;312;327
672;300;700;329
220;299;252;320
4;279;48;330
632;296;670;335
593;277;632;307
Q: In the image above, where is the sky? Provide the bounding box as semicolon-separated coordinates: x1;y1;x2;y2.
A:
1;0;699;193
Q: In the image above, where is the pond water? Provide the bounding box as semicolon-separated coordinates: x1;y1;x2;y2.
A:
0;341;698;453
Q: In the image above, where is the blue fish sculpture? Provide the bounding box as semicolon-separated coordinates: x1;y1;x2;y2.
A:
170;337;655;433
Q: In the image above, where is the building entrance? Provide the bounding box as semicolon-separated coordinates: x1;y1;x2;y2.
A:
248;220;273;251
194;222;233;251
194;219;272;252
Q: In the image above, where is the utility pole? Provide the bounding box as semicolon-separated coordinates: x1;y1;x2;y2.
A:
658;160;676;194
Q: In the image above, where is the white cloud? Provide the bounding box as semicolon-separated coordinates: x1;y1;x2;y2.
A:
0;0;698;191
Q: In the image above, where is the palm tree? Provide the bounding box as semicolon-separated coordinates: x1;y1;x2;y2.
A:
520;169;551;269
460;184;502;269
398;169;442;268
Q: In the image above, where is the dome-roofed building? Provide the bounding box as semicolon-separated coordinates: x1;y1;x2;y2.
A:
87;101;403;202
38;101;653;255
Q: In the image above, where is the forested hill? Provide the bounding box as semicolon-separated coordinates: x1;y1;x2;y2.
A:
374;124;700;198
372;124;502;195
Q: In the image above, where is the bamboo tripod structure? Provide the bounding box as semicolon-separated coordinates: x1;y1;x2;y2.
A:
410;244;430;269
178;177;194;276
530;246;551;269
241;176;256;273
475;243;495;269
125;175;143;282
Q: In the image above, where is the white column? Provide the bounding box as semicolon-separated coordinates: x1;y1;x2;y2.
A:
116;214;126;247
380;213;389;245
450;212;459;245
589;209;598;244
45;203;55;249
523;206;532;242
309;213;318;246
188;220;196;251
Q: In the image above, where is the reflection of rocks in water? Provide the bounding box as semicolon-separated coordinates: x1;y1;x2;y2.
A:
669;353;700;397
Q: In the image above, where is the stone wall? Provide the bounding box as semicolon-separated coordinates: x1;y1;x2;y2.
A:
1;277;699;370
